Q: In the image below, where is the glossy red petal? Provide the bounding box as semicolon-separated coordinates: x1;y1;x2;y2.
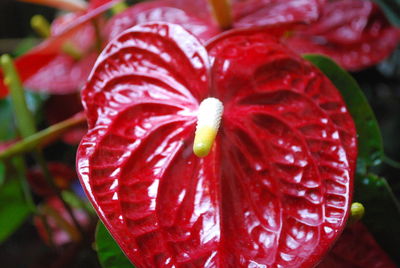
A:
233;0;326;28
24;53;97;94
207;28;356;267
317;222;397;268
286;0;400;71
77;23;356;267
79;23;209;266
104;0;220;43
51;12;96;52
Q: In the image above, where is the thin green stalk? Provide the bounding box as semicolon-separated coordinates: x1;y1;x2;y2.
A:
0;54;36;138
30;14;51;38
111;1;128;15
383;155;400;169
11;156;55;247
11;157;36;213
34;149;85;236
0;113;86;160
1;54;86;239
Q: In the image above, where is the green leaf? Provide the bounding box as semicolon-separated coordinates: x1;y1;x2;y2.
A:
95;221;134;268
0;177;31;243
372;0;400;27
12;37;40;57
354;174;400;263
303;54;384;173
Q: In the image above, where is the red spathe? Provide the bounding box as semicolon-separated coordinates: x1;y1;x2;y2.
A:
77;22;357;267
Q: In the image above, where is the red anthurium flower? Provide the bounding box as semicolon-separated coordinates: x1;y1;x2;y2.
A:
232;0;326;28
77;22;356;267
0;0;118;98
316;222;397;268
105;0;325;43
104;0;399;71
286;0;400;71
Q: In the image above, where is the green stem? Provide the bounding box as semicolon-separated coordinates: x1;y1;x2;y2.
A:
111;1;128;15
383;155;400;169
34;149;85;236
0;55;86;239
31;14;51;38
12;157;36;213
62;42;83;61
0;54;36;138
11;156;56;245
0;113;86;160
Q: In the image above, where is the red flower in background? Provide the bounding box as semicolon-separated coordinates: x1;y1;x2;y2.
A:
77;22;357;267
104;0;400;72
105;0;325;42
317;222;397;268
0;0;119;98
2;0;396;99
232;0;325;27
0;0;327;98
27;162;76;196
22;11;99;94
286;0;400;71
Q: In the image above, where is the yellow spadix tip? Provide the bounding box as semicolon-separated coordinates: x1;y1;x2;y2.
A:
193;97;223;158
193;126;217;157
350;202;365;219
348;202;365;225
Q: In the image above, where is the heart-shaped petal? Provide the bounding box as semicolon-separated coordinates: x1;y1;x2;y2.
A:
77;23;356;267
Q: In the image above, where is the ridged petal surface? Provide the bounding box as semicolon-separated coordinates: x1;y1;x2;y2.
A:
77;23;357;268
